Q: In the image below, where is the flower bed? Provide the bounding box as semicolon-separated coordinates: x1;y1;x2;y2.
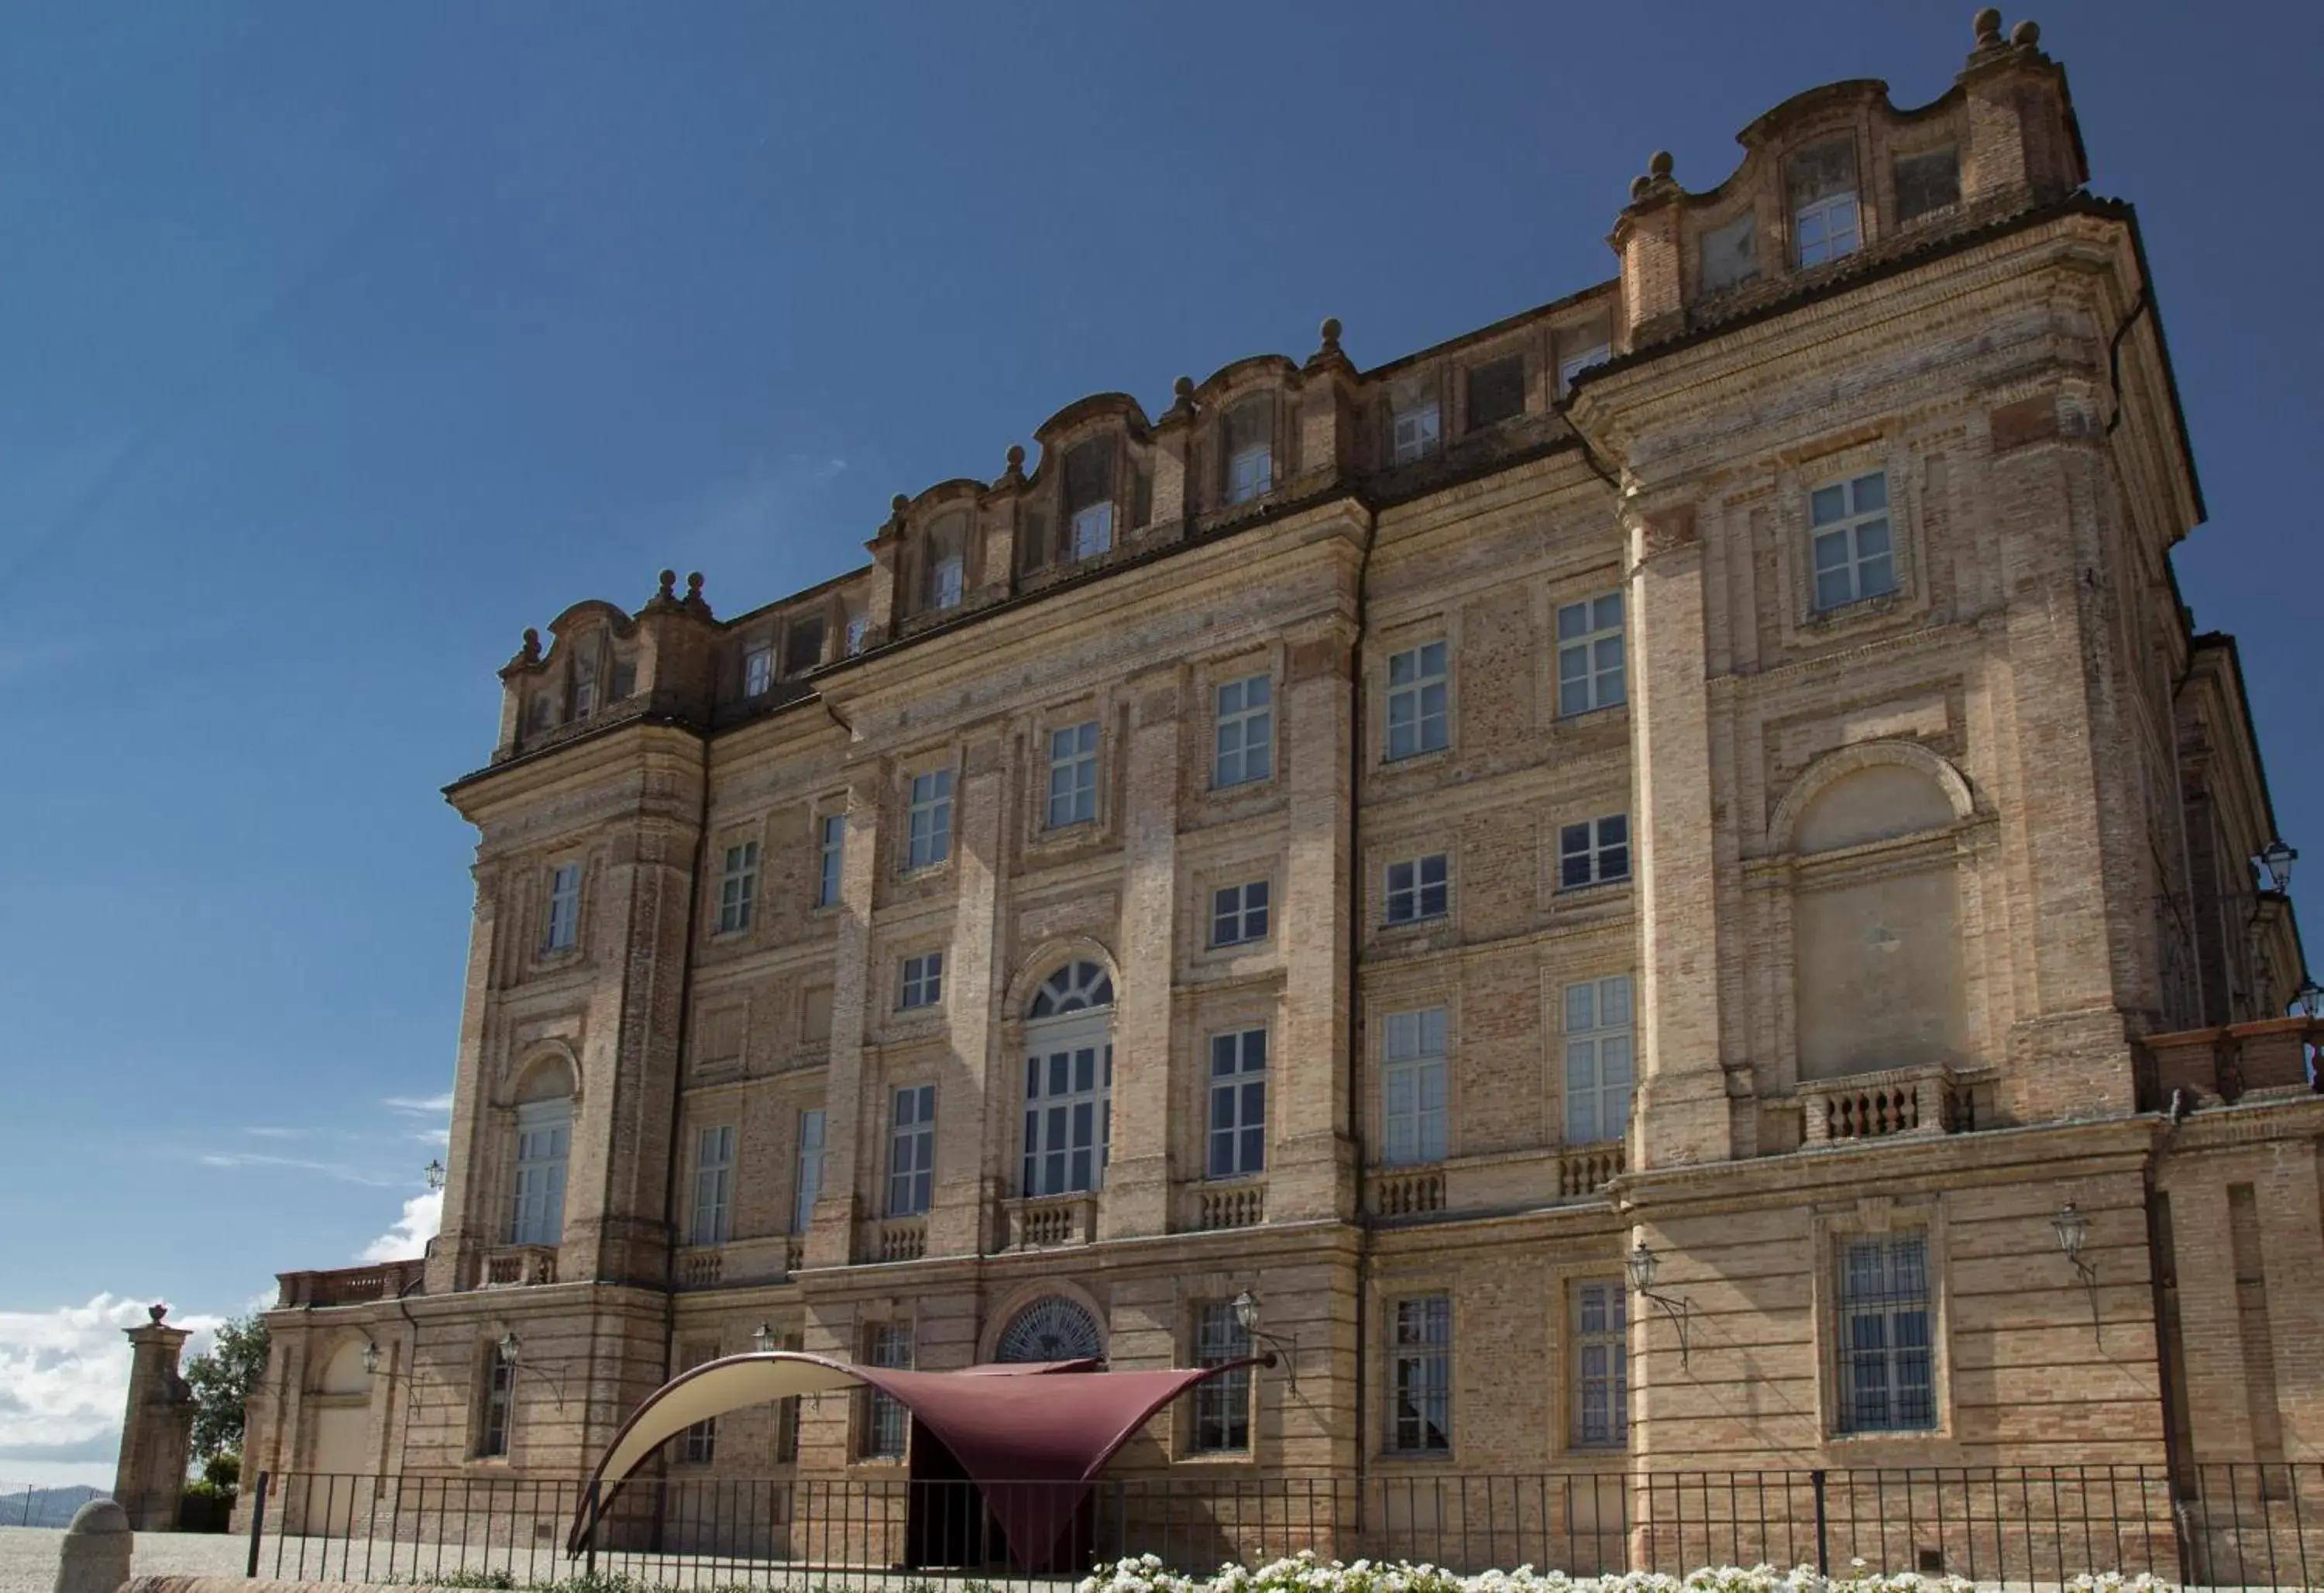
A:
1078;1551;2177;1593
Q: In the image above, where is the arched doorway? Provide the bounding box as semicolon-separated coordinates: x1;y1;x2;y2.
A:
994;1295;1105;1364
1021;961;1114;1196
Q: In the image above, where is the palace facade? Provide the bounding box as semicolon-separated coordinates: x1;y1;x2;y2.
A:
248;11;2319;1530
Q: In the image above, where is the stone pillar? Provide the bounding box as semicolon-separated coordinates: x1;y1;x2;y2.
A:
1102;669;1184;1240
53;1498;132;1593
1627;501;1731;1168
931;732;1007;1257
807;765;886;1267
112;1306;193;1533
1273;612;1358;1222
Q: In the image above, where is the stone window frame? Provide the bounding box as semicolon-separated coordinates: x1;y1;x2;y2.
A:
1043;717;1103;831
1220;391;1279;507
811;800;848;913
1557;1269;1632;1455
1201;1022;1270;1183
1370;1280;1457;1465
1191;643;1287;816
1808;1194;1954;1447
1023;700;1118;857
1786;129;1868;269
1160;1271;1261;1466
894;947;946;1014
1371;995;1454;1170
1557;812;1633;893
1886;138;1963;230
1382;848;1452;930
1559;972;1636;1148
1551;317;1613;397
711;831;761;938
1385;366;1446;466
471;1339;515;1463
538;855;586;961
899;755;960;877
885;1079;937;1219
1185;845;1281;973
1373;618;1457;770
686;1123;735;1248
1552;586;1628;720
1772;439;1930;645
798;980;836;1053
1462;344;1532;435
1208;876;1273;951
854;1316;915;1464
1211;669;1277;791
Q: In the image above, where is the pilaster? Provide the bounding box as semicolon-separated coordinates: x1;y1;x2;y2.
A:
807;766;885;1267
931;732;1007;1255
1101;670;1184;1239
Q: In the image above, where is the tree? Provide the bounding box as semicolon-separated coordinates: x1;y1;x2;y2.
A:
184;1314;270;1470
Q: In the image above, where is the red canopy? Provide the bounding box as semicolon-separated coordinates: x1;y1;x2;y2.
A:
568;1350;1266;1571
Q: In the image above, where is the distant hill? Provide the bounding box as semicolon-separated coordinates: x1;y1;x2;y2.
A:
2;1485;108;1528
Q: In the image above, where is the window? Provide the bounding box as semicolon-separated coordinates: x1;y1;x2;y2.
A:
1559;815;1631;890
1385;854;1449;925
1467;355;1525;429
925;514;967;613
1211;880;1270;948
1571;1281;1628;1447
1382;1007;1448;1166
784;614;825;676
1047;721;1099;827
899;951;944;1010
1790;139;1861;267
1556;594;1626;716
570;653;597;721
1563;977;1634;1144
544;862;581;952
816;813;846;908
1024;964;1114;1196
1810;471;1896;611
863;1323;912;1459
690;1124;734;1246
1389;1295;1451;1454
744;644;774;698
1225;398;1274;504
1834;1232;1936;1433
1214;673;1273;787
1556;340;1611;393
888;1084;935;1217
1894;146;1960;222
906;768;953;869
844;609;870;656
792;1108;826;1233
1192;1302;1253;1453
681;1344;720;1463
1384;641;1449;760
507;1102;570;1247
476;1350;514;1458
772;1329;804;1461
1392;397;1442;464
717;841;758;934
1066;437;1116;559
1207;1028;1267;1179
1699;210;1759;294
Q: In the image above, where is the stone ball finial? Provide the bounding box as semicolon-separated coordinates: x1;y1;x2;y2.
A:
1972;6;2003;43
686;572;704;597
2011;17;2040;44
521;627;541;659
1006;444;1026;470
656;569;677;597
1629;174;1652;201
1648;150;1674;181
1318;316;1342;349
1173;375;1195;398
890;493;909;515
67;1498;131;1536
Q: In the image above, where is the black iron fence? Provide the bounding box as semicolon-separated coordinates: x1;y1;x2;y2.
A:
243;1464;2324;1589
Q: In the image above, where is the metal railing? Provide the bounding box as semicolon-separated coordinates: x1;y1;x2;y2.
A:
240;1464;2324;1589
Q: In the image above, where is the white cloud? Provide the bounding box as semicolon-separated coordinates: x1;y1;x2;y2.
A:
357;1189;442;1264
195;1151;397;1187
384;1092;454;1116
0;1295;225;1488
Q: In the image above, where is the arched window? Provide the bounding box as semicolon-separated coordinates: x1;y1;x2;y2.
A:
995;1295;1104;1364
508;1056;575;1247
1789;757;1967;1080
924;514;967;613
1023;961;1114;1196
1028;961;1113;1018
1064;439;1115;560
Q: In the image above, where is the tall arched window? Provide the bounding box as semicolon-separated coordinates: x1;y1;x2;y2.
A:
1023;962;1115;1196
1787;755;1968;1080
507;1057;575;1247
923;514;967;613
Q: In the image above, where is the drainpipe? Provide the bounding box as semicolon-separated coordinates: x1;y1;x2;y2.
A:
1348;509;1380;1490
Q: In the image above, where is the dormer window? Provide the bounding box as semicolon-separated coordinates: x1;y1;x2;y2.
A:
1789;139;1861;267
784;614;825;676
570;652;597;720
844;607;870;656
1467;354;1525;429
925;514;966;612
1556;336;1611;394
1894;146;1960;223
1224;397;1274;504
1390;375;1440;464
1700;211;1759;294
744;644;773;698
1064;438;1115;560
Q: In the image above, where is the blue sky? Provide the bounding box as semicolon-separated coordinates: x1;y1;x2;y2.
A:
2;3;2316;1486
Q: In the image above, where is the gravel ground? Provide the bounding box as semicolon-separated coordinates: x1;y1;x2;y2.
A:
0;1524;253;1593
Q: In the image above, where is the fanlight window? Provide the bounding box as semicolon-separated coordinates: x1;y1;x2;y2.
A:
1028;960;1113;1018
995;1295;1104;1364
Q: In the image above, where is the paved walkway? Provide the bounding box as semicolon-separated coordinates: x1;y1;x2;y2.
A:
0;1525;251;1593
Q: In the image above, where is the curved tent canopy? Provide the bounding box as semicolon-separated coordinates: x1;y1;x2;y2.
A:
567;1350;1266;1569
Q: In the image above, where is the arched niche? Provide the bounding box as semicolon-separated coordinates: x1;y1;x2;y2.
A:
1783;744;1973;1082
315;1337;373;1397
511;1046;579;1106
